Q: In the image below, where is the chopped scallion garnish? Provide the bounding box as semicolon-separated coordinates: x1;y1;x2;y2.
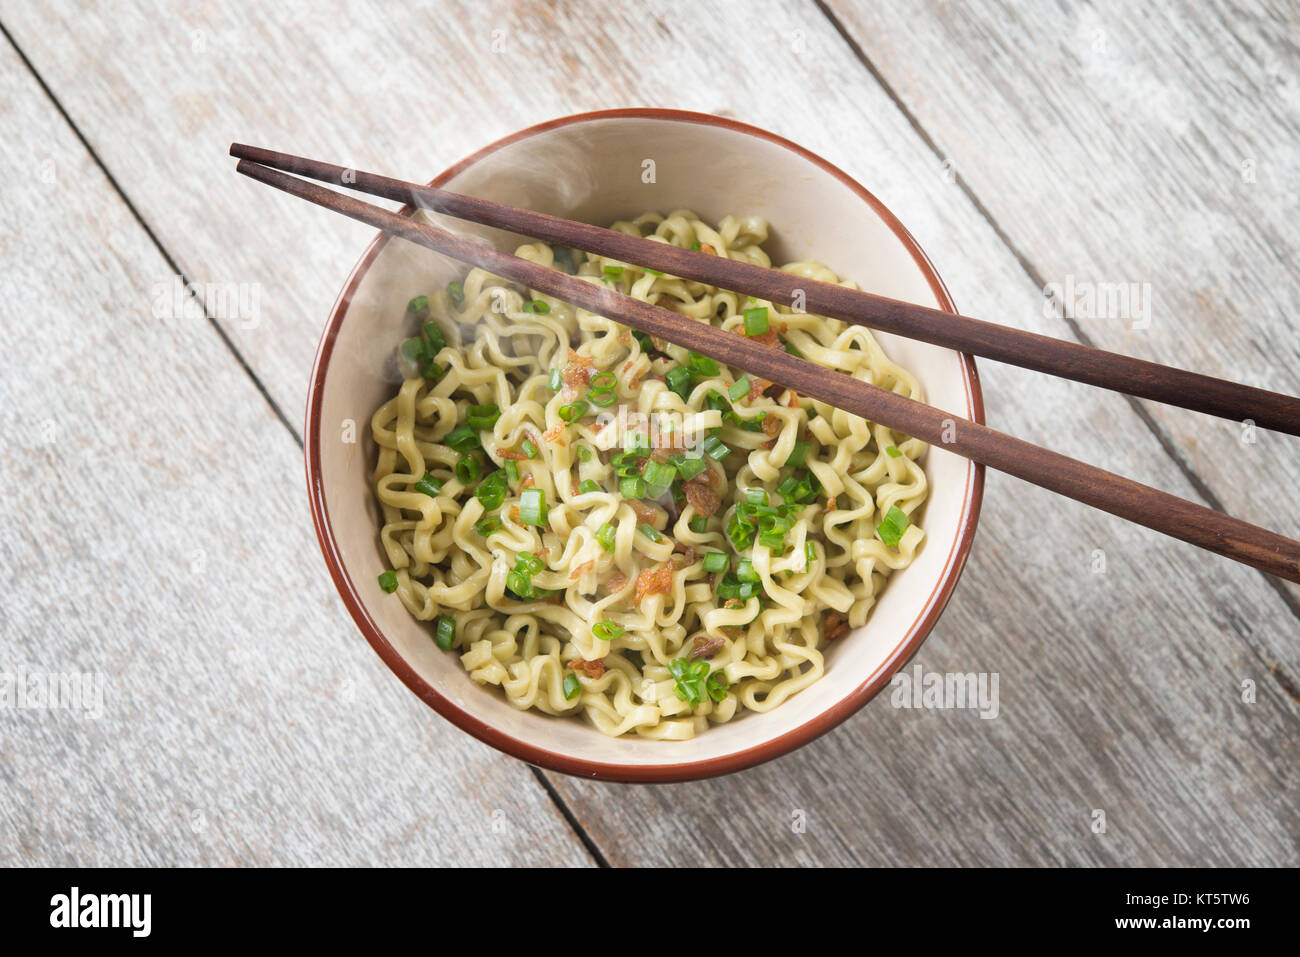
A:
785;440;811;468
516;552;545;575
702;436;729;460
414;473;443;497
687;352;719;377
446;424;480;452
743;306;770;336
378;571;399;593
706;671;729;703
673;454;707;481
876;505;909;547
702;552;728;573
520;488;548;527
455;453;482;485
641;460;676;487
558;400;589;422
466;403;501;430
595;523;616;552
475;470;507;511
422;321;446;355
665;366;694;399
623;431;651;456
563;673;582;700
668;657;711;706
434;615;455;651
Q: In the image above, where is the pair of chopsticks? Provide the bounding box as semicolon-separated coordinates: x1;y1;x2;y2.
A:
229;143;1300;585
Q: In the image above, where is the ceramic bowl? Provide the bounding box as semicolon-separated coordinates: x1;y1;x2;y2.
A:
306;108;984;782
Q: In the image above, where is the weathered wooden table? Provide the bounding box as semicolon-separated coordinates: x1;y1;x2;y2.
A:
2;0;1295;867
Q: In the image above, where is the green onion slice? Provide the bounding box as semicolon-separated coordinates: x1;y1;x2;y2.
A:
475;470;507;510
466;403;501;430
702;552;728;573
455;453;482;485
434;615;455;651
876;504;909;548
558;401;589;422
414;473;442;497
687;352;719;376
595;522;616;553
743;306;770;336
445;424;480;452
520;488;548;527
785;440;811;469
563;673;582;700
702;436;729;460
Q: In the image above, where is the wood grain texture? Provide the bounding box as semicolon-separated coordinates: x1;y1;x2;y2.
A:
824;0;1300;611
0;37;590;867
1;0;1296;866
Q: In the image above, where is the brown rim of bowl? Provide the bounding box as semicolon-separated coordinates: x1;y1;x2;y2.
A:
305;108;986;783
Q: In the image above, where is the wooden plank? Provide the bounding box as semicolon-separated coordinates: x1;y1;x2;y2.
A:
4;0;1295;866
0;37;590;867
822;0;1300;611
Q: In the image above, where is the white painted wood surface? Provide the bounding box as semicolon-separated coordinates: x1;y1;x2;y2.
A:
1;0;1295;866
0;34;589;868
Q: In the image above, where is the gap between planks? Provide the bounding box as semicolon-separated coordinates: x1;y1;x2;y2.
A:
0;17;612;868
810;0;1300;704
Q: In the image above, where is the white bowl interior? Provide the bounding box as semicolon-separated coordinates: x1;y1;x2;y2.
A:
317;115;979;768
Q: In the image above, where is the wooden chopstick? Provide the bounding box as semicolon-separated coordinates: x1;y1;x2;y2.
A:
231;155;1300;585
230;143;1300;437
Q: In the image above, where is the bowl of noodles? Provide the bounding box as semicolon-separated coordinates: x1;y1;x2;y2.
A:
306;109;985;781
